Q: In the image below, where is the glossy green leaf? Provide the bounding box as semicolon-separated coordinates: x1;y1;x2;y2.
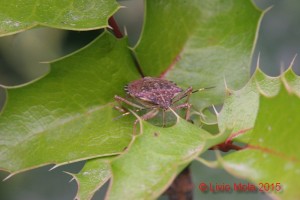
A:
283;67;300;96
134;0;262;110
220;69;300;200
106;119;231;200
218;68;281;142
0;0;120;36
0;32;140;174
208;66;300;200
70;158;111;200
0;0;268;199
218;64;295;142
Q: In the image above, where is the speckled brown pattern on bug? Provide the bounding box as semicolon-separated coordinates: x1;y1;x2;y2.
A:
125;77;183;110
114;77;194;132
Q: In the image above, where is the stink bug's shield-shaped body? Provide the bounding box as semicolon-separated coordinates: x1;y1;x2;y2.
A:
114;77;193;133
125;77;183;110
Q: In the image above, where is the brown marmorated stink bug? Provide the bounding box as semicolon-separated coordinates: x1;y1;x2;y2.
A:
114;77;211;132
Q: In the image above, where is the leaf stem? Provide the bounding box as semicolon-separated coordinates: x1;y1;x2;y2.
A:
108;17;123;38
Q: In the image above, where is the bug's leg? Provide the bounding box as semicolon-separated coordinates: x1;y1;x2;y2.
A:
114;104;128;113
114;95;146;121
184;87;193;104
114;95;144;110
133;109;159;134
172;87;193;104
171;103;191;120
114;95;129;114
185;104;191;120
113;110;134;121
162;109;166;127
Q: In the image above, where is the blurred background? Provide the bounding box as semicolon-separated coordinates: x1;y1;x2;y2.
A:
0;0;299;199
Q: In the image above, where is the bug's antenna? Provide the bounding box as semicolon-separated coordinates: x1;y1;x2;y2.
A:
173;86;215;103
192;86;215;94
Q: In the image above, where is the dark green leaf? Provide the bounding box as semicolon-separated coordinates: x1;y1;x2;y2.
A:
106;119;230;199
134;0;262;110
0;32;140;174
220;69;300;200
0;0;119;36
70;158;111;200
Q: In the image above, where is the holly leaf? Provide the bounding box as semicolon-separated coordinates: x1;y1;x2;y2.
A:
134;0;262;110
0;0;266;199
69;158;111;200
0;0;119;36
219;69;300;200
0;32;140;175
106;119;231;200
218;68;281;141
